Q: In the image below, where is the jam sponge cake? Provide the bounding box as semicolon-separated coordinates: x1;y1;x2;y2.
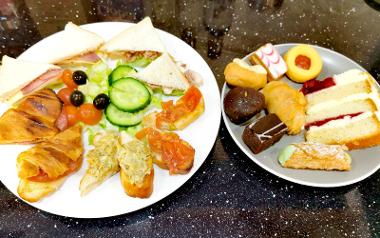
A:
303;69;380;150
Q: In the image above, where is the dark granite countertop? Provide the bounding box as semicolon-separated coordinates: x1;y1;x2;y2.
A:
1;0;380;237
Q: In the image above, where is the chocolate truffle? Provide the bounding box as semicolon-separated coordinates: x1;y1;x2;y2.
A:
242;113;287;154
224;87;265;124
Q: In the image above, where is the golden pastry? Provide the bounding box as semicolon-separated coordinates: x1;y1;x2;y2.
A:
224;58;267;90
262;81;306;134
284;44;323;83
278;142;351;171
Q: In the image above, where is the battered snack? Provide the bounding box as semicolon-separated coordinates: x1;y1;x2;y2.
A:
249;43;287;81
262;81;306;135
278;142;351;171
242;113;287;154
284;44;323;83
224;58;267;90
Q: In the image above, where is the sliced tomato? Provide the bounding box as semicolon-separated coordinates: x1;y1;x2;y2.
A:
136;127;194;174
61;69;78;89
77;103;102;125
63;105;79;127
57;87;74;105
156;86;202;128
28;157;83;182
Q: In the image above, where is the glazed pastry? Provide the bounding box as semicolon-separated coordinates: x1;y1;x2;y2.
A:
284;44;323;83
249;43;287;81
224;87;265;124
242;113;287;154
0;89;61;144
262;81;306;135
278;142;351;171
224;58;267;90
16;124;83;202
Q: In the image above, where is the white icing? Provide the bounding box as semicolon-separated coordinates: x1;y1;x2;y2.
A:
254;43;287;79
309;111;373;130
248;118;287;142
232;58;267;74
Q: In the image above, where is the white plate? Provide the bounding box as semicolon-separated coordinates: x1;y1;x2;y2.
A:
0;22;221;218
222;43;380;188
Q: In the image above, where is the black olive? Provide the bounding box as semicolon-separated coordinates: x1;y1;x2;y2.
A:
93;93;110;110
72;70;87;85
70;90;85;107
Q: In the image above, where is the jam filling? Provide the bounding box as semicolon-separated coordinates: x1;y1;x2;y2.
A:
305;112;363;130
300;77;336;95
295;55;311;70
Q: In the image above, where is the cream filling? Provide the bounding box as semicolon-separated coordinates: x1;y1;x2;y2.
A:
333;69;367;85
233;58;267;74
307;91;380;114
308;111;374;130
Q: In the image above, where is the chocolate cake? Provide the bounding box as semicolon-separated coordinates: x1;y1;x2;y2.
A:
242;113;287;154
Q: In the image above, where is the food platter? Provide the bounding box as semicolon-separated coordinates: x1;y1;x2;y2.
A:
222;43;380;188
0;22;221;218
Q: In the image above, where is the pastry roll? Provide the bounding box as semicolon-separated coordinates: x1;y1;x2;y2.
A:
278;142;351;171
16;124;83;202
262;81;306;135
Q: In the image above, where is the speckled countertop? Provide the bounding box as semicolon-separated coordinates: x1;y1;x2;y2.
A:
1;0;380;237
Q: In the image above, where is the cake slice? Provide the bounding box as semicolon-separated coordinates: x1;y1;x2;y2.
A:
305;112;380;150
303;69;380;150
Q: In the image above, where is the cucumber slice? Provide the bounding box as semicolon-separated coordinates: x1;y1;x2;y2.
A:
109;77;151;112
105;103;144;127
108;65;136;85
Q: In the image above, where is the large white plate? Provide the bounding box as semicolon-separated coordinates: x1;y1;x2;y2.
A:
222;43;380;188
0;22;221;218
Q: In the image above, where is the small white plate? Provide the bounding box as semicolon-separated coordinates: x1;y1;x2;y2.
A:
222;43;380;188
0;22;221;218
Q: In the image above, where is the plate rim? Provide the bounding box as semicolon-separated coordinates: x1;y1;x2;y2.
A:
221;43;380;188
1;21;221;218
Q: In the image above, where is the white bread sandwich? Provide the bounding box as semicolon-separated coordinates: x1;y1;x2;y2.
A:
303;69;380;150
0;55;63;103
135;53;190;93
100;17;166;61
19;22;104;66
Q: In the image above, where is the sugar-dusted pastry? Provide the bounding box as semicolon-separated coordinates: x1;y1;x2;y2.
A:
242;113;287;154
249;43;287;81
224;58;267;90
278;142;351;171
224;87;265;124
262;81;306;135
284;44;323;83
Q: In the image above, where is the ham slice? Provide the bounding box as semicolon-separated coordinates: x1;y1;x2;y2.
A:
21;69;64;95
55;109;68;131
59;52;101;65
